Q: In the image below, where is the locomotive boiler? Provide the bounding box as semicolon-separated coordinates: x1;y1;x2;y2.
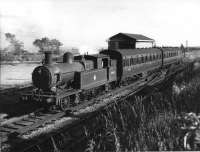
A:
32;52;84;91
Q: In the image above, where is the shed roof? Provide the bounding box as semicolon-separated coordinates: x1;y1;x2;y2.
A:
109;33;154;42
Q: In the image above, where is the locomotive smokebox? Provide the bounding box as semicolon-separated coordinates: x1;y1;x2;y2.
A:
44;51;53;65
63;52;74;64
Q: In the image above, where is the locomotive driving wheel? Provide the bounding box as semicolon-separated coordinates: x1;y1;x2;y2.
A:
58;97;71;111
74;94;80;105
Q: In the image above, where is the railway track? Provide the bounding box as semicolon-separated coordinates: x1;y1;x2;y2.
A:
0;63;189;152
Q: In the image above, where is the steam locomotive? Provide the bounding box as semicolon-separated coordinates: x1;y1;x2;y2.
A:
22;33;183;110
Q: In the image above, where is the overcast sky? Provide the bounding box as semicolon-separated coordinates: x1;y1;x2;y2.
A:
0;0;200;53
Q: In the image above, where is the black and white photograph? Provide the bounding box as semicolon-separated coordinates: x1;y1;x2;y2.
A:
0;0;200;151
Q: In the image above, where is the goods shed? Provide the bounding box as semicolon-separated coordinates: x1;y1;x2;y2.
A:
108;33;155;50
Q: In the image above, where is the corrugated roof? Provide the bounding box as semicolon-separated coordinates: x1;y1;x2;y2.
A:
109;33;154;42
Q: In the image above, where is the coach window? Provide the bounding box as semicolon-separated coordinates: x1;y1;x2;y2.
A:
141;56;144;63
146;55;149;62
138;56;141;64
133;58;135;64
157;54;159;60
132;58;136;65
149;55;152;61
151;54;154;60
155;54;158;60
136;57;139;64
156;54;159;59
145;55;148;62
140;56;142;63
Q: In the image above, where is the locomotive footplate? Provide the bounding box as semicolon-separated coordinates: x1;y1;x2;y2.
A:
21;89;81;110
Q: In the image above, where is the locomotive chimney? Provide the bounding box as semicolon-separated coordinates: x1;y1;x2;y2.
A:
63;52;73;64
44;51;53;65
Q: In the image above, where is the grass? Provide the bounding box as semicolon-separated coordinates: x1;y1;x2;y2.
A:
84;66;200;151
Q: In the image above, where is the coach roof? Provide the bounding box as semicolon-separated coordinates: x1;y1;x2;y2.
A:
114;48;161;56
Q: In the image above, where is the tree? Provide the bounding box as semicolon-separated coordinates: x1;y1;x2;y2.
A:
5;33;25;55
50;39;62;54
33;37;62;54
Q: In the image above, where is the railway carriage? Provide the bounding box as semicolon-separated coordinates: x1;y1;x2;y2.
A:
162;47;182;66
101;48;163;81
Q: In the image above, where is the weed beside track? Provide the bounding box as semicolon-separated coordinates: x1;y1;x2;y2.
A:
83;67;200;151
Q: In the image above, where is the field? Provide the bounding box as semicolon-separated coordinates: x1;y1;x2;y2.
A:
0;64;39;89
